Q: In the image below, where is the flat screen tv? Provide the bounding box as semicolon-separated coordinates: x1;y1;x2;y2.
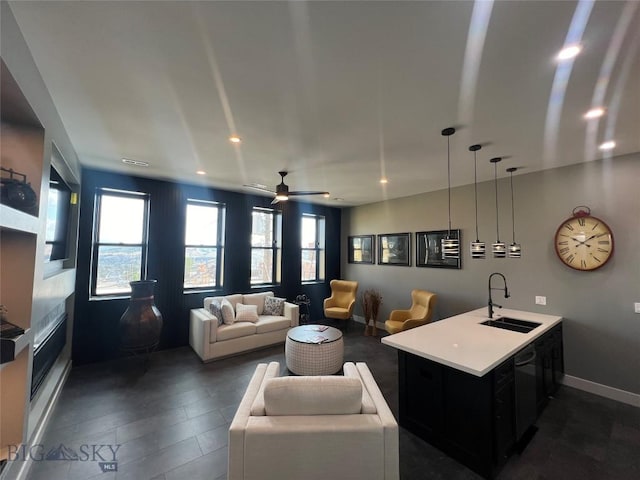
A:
44;165;72;261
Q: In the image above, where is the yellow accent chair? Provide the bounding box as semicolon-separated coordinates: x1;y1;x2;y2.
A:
323;280;359;322
384;289;437;334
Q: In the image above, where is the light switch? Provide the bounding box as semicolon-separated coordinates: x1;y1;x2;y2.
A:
635;303;640;314
535;296;547;306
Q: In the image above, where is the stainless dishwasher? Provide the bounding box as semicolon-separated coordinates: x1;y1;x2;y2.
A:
514;344;537;440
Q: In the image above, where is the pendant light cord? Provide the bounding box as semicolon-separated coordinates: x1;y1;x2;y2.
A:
447;135;452;235
474;151;479;242
510;170;515;243
494;162;500;242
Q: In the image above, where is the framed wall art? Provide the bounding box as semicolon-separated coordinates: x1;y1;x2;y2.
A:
348;235;375;264
416;230;461;269
378;233;411;266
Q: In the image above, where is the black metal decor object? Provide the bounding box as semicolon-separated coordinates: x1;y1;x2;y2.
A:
0;166;37;214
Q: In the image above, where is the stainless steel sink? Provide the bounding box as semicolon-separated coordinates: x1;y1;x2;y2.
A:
480;317;541;333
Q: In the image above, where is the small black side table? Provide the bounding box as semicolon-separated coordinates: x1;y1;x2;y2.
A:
294;294;311;324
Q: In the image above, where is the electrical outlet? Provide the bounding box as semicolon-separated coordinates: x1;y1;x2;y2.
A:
635;303;640;314
535;296;547;306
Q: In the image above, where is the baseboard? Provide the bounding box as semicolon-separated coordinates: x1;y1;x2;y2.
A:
561;374;640;407
353;315;386;332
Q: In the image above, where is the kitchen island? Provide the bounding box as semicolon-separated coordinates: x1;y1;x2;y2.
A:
382;307;564;479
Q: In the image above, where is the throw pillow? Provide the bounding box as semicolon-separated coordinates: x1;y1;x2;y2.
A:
208;299;224;326
235;303;259;323
220;298;235;325
263;296;285;316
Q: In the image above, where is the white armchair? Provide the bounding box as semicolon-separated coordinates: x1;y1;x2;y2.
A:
228;361;399;480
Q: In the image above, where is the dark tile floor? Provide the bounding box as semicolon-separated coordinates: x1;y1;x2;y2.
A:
25;321;639;480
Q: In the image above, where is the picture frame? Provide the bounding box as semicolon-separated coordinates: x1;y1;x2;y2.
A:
378;233;411;266
348;235;375;264
416;230;462;269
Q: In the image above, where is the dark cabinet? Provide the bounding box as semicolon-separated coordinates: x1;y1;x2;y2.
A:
398;323;563;479
494;360;516;464
399;353;513;479
535;324;564;413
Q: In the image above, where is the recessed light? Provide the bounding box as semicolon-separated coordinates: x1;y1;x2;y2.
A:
333;197;344;201
196;170;206;175
599;141;616;151
557;44;582;61
122;158;149;167
379;177;388;184
229;135;241;144
584;108;605;119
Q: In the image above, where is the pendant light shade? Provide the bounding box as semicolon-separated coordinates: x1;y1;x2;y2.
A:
441;127;459;259
469;144;485;258
507;167;521;258
490;157;506;258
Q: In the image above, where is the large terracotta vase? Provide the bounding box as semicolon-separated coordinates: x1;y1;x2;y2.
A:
119;280;163;353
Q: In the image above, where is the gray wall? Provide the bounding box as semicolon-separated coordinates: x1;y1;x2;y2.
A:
342;153;640;394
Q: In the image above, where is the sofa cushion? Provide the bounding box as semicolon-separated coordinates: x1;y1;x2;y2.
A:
208;299;224;326
250;362;281;416
263;376;362;416
264;296;285;316
235;303;259;323
343;363;377;414
217;321;257;341
221;298;236;325
255;316;291;334
242;291;273;315
225;294;244;311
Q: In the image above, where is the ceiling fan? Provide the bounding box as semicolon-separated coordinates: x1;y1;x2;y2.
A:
244;171;330;204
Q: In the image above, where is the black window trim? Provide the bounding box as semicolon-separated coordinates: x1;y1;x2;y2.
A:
90;188;150;298
183;198;225;291
301;213;325;283
250;206;282;286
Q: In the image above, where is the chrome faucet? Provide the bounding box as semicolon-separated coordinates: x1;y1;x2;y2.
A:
488;272;510;319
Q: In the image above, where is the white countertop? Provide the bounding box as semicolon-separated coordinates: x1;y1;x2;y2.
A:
381;308;562;377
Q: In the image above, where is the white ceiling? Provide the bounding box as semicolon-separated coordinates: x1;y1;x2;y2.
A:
8;1;640;206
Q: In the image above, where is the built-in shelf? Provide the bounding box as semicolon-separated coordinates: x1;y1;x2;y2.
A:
0;204;39;235
1;328;32;367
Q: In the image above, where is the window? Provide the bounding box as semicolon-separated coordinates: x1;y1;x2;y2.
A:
184;200;225;290
251;207;282;285
301;214;325;282
91;189;149;296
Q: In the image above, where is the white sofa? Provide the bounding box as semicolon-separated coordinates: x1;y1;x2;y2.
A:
189;291;299;362
229;361;399;480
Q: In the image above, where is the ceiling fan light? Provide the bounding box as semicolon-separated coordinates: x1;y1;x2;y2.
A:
275;193;289;201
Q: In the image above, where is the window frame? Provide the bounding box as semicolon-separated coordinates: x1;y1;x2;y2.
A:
183;198;226;292
90;188;150;298
250;207;282;286
301;213;326;283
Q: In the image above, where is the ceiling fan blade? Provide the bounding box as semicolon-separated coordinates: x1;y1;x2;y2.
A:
244;183;276;194
270;197;281;204
289;191;330;196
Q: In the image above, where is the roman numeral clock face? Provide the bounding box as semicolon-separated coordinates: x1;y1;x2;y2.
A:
554;215;614;271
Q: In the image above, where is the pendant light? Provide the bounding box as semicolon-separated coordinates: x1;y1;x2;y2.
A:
490;157;506;257
507;167;521;258
441;127;459;259
469;144;485;258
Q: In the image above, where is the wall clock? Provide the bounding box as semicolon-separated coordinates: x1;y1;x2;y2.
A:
554;206;614;271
